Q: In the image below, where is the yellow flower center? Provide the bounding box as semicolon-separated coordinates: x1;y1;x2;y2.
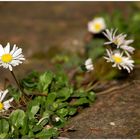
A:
113;38;121;45
112;55;123;64
1;54;13;63
94;23;101;31
113;39;118;45
0;102;4;110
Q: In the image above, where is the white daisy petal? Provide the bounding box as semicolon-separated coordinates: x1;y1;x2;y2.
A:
9;65;13;71
125;40;134;45
3;103;11;110
104;41;112;45
85;58;92;66
13;54;24;59
3;98;13;110
12;48;22;57
0;45;5;56
120;45;135;54
4;43;10;54
118;65;122;70
10;45;16;55
0;91;3;101
113;29;117;38
0;89;8;102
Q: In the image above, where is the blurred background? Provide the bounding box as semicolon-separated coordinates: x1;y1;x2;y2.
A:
0;2;140;84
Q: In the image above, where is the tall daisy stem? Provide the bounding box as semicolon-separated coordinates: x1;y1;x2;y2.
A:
10;71;24;95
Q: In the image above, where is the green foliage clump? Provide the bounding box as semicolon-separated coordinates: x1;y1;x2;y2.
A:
0;70;96;139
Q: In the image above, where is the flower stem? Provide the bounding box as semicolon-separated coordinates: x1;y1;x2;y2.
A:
11;71;21;90
10;71;24;95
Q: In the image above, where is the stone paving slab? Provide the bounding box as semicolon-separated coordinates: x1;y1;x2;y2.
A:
60;82;140;138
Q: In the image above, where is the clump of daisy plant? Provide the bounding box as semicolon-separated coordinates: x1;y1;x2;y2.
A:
0;43;25;95
103;29;135;73
0;89;13;112
88;17;106;34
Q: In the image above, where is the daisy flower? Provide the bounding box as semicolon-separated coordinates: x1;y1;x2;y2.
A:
0;89;13;112
103;29;127;47
88;17;106;34
0;43;25;71
85;58;94;72
104;49;134;73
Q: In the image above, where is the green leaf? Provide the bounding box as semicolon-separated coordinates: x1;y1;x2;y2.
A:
43;110;53;118
27;130;34;138
71;98;90;106
87;92;96;102
56;108;69;117
72;89;87;98
57;87;73;101
46;92;57;105
8;86;21;102
51;54;69;64
56;102;68;110
0;133;9;139
52;102;59;110
35;128;59;139
32;125;43;133
10;109;26;129
50;71;69;91
38;71;54;92
37;117;49;127
27;99;40;120
45;92;57;111
28;118;38;131
20;121;28;136
0;119;9;133
68;108;77;116
21;71;39;91
55;71;68;85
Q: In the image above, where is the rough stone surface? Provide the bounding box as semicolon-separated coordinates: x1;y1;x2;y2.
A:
60;82;140;138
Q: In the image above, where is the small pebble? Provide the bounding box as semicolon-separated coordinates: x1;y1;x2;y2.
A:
110;122;115;126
